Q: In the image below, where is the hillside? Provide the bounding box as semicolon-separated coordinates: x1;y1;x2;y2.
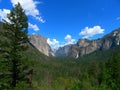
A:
27;41;120;90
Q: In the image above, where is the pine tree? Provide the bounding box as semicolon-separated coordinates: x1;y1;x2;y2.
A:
0;21;12;89
0;3;32;89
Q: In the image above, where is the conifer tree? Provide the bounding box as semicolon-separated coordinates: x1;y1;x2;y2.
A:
0;3;31;89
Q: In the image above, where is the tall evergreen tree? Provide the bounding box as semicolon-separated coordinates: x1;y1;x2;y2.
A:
0;2;31;89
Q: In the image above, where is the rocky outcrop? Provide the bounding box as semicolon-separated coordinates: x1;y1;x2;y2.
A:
55;39;102;58
67;39;101;58
55;44;72;57
29;34;54;56
100;29;120;50
55;28;120;58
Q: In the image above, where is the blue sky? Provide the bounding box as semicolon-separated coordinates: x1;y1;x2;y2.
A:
0;0;120;49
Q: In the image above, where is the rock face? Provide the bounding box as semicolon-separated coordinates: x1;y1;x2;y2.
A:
55;44;72;57
29;34;54;56
55;28;120;58
76;39;101;56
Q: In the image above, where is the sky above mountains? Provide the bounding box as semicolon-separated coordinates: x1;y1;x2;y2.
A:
0;0;120;49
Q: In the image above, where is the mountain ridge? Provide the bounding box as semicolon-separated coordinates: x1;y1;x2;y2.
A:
1;22;120;58
55;28;120;58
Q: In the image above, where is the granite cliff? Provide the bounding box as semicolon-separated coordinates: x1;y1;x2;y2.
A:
29;34;54;56
55;28;120;58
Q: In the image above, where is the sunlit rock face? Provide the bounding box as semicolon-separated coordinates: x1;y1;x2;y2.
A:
100;29;120;50
29;34;54;56
55;44;72;57
55;29;120;58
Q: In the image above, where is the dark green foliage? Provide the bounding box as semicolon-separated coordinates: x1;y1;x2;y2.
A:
0;3;31;89
104;53;120;89
25;45;120;90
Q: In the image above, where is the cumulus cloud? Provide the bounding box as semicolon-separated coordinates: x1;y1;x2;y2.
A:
47;38;60;49
29;23;39;31
64;34;75;45
0;9;10;21
79;26;104;38
10;0;45;23
47;35;76;50
47;38;59;45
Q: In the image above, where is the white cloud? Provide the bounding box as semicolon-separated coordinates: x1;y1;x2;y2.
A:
79;26;104;38
10;0;45;23
28;23;39;31
47;35;76;49
47;35;76;50
35;16;45;23
64;34;75;45
65;34;72;41
0;9;10;21
47;38;59;46
47;38;60;49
